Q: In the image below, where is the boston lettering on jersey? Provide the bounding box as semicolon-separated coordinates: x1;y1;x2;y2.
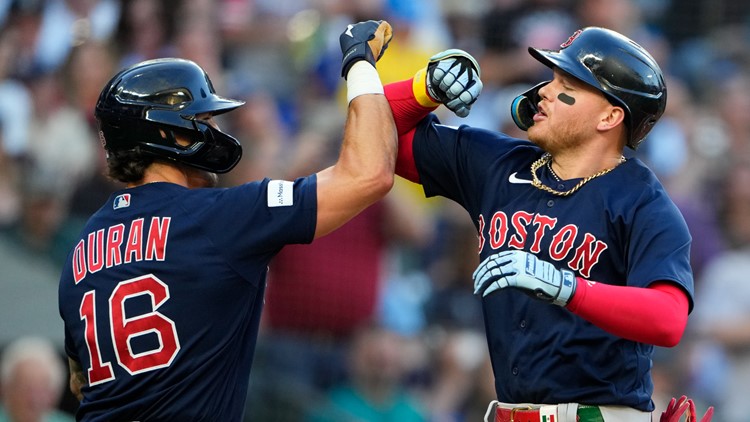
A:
477;210;606;278
71;217;171;284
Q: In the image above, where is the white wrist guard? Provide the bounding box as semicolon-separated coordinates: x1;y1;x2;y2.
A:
346;61;384;104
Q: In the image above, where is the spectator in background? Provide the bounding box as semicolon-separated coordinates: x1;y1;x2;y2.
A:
445;0;578;132
172;0;223;80
62;42;122;227
4;49;98;267
4;179;70;268
637;76;725;281
367;0;448;86
574;0;672;84
61;42;117;126
637;76;727;416
438;0;490;54
712;72;750;158
479;0;577;88
113;0;178;68
245;103;432;421
0;11;32;157
575;0;641;33
458;353;497;422
306;324;427;422
692;155;750;422
24;65;97;207
217;88;289;184
0;336;74;422
0;134;21;228
422;202;483;332
3;0;45;79
32;0;120;74
218;0;309;104
420;201;486;421
0;8;33;227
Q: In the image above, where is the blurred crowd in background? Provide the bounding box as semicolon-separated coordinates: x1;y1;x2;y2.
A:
0;0;749;420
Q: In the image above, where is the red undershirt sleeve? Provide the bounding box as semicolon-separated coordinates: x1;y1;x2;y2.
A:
384;78;438;184
566;279;689;347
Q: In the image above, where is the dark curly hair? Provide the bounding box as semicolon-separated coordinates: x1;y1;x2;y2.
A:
106;147;155;184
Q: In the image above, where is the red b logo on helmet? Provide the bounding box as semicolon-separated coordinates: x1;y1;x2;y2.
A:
560;29;583;49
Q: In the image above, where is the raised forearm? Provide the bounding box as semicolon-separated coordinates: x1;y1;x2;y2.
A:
313;21;397;238
339;81;397;200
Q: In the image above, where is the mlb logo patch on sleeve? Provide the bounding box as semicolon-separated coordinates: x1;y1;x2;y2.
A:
114;193;131;209
267;180;294;207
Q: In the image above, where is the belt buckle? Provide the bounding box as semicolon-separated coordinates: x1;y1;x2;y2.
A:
510;405;533;422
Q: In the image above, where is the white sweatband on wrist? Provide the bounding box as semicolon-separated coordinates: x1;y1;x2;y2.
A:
346;61;384;104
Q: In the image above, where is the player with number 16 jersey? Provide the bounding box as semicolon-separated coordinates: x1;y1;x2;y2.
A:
59;178;315;420
58;19;396;422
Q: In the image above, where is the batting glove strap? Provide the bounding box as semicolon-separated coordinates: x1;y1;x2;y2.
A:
425;49;483;118
554;270;576;307
340;20;392;79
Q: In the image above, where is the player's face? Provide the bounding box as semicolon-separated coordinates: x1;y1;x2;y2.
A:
526;68;616;154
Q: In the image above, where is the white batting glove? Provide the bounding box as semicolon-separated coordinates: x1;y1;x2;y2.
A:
425;49;483;118
473;250;577;306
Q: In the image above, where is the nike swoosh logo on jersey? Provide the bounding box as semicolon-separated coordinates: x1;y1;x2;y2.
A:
508;172;532;184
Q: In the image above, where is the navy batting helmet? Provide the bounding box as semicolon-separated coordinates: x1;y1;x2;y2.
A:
95;58;245;173
510;27;667;149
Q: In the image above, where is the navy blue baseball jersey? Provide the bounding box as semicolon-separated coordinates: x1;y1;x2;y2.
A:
58;178;316;421
412;115;693;411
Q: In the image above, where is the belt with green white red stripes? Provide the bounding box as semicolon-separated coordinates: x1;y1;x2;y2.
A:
493;404;603;422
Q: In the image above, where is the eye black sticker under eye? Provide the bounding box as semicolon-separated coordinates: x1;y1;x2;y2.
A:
558;93;576;105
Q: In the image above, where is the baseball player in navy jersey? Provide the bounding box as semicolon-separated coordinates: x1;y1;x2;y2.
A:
57;20;395;421
383;27;713;421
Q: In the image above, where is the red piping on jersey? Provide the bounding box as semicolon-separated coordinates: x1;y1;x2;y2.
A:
384;79;436;183
567;279;689;347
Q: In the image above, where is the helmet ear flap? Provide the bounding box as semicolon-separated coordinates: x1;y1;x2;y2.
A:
510;82;548;131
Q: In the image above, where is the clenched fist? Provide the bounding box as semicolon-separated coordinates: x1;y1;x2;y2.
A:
425;49;483;118
340;20;393;79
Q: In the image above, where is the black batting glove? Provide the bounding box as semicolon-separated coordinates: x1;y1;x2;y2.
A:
340;20;393;79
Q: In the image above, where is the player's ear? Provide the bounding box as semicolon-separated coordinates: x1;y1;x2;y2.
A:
597;104;626;133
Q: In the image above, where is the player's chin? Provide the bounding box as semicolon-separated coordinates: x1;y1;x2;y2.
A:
528;126;560;151
526;127;546;147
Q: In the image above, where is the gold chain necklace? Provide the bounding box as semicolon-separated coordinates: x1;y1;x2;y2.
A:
530;153;626;196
